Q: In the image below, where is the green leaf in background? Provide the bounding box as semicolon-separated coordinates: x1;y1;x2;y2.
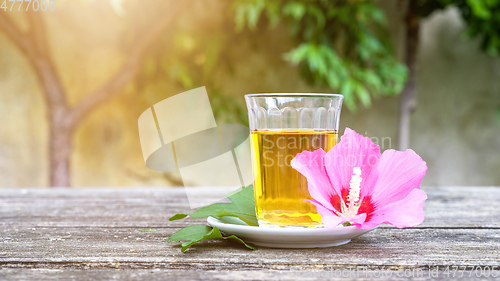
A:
169;184;258;226
235;0;408;112
168;225;257;252
496;107;500;126
282;1;306;20
466;0;491;19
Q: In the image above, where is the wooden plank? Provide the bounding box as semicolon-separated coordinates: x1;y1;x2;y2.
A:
0;227;499;279
1;186;499;280
1;268;499;281
1;187;499;228
0;227;499;265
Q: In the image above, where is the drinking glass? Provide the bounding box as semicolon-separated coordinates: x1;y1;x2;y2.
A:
245;94;344;227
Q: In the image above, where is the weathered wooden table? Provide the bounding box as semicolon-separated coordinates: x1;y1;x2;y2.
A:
1;187;499;280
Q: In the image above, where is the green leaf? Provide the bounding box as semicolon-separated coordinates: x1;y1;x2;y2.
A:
466;0;491;19
169;214;188;221
371;8;386;25
282;2;306;20
167;185;258;252
284;44;309;64
341;79;357;112
354;83;372;108
220;232;257;251
168;225;212;242
168;225;257;252
192;185;258;226
169;184;258;226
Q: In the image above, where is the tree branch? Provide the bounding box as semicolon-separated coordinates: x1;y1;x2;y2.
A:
68;1;189;130
27;11;69;116
398;0;420;150
1;12;69;122
26;10;50;57
0;13;36;59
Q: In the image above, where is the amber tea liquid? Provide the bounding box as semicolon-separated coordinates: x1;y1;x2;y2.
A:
250;130;338;227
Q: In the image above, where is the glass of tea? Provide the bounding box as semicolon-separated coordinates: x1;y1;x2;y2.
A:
245;94;344;228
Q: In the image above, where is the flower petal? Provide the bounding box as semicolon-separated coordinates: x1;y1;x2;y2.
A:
344;213;368;226
291;149;335;210
307;199;368;227
305;199;345;227
368;149;428;206
359;188;427;229
324;128;381;202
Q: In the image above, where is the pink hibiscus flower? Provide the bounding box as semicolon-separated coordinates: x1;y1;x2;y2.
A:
290;128;428;229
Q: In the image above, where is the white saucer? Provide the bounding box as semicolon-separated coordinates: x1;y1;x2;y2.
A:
207;216;375;248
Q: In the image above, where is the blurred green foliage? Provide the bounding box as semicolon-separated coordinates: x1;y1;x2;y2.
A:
234;0;407;111
454;0;500;56
497;107;500;126
134;2;249;125
137;0;500;122
418;0;500;56
211;89;250;126
231;0;500;112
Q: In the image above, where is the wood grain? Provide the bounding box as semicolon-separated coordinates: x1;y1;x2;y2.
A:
1;186;499;280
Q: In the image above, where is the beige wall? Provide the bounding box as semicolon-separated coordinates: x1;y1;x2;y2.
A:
0;3;499;187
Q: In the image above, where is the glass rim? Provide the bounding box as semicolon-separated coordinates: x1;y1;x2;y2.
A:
245;93;344;98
